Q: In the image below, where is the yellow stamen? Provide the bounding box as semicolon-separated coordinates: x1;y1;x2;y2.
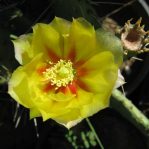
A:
43;59;74;90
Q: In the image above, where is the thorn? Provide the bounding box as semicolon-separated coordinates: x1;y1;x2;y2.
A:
124;50;128;55
121;85;126;96
136;17;142;27
131;57;143;61
127;18;133;25
144;48;149;52
34;118;39;138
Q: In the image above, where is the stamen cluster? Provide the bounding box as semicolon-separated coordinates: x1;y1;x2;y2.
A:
43;59;74;90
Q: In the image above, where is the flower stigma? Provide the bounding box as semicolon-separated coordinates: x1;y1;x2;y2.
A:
43;59;74;90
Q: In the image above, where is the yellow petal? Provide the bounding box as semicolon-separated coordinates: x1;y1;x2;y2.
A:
8;66;34;108
48;88;94;126
38;101;71;121
81;93;110;118
79;51;118;93
12;34;32;65
52;108;82;127
64;18;98;62
33;86;93;123
60;118;83;129
50;17;71;35
30;108;41;119
67;88;93;108
32;23;62;62
8;54;44;108
33;91;73;121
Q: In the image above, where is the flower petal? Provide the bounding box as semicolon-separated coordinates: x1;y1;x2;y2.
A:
78;51;118;93
96;28;123;66
60;119;83;129
37;100;71;121
32;23;62;62
8;66;34;108
12;34;32;65
30;108;41;119
50;89;94;127
35;87;93;122
64;18;97;62
50;17;71;35
81;93;109;118
8;54;44;108
53;112;83;129
51;86;109;128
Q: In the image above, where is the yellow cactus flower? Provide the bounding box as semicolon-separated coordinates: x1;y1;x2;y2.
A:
8;17;123;128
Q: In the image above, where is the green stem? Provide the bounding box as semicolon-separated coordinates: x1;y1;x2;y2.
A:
86;118;104;149
111;89;149;137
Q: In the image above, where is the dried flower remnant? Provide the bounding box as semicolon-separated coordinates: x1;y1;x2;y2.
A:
102;18;121;34
120;18;149;54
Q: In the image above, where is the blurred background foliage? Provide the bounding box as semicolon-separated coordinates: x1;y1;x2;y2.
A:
0;0;149;149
